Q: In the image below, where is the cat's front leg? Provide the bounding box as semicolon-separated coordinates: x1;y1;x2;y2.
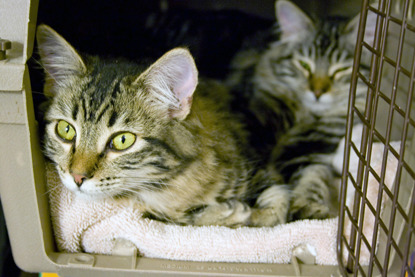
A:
190;200;252;227
289;164;334;220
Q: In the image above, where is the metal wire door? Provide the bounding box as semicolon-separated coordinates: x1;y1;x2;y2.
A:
338;0;415;276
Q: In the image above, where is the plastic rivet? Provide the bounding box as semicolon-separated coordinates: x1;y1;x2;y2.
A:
74;254;94;263
0;39;12;60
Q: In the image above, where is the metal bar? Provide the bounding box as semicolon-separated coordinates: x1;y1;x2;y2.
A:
367;165;411;223
397;8;415;275
350;0;390;275
357;1;394;276
337;0;372;273
372;254;384;275
382;0;412;271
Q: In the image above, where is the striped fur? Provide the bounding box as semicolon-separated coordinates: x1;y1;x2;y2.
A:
228;0;375;220
37;25;289;227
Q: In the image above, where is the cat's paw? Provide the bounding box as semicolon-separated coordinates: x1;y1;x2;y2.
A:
290;185;331;220
290;200;330;220
250;185;290;227
191;200;251;227
289;164;332;220
250;208;287;227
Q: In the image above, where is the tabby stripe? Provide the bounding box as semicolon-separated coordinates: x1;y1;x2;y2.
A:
119;161;171;173
144;161;171;171
142;137;182;160
314;128;345;138
282;135;340;148
72;103;79;120
108;111;118;127
308;186;327;201
45;142;59;156
271;57;294;77
144;182;168;189
118;148;175;172
95;103;110;124
184;205;207;216
81;97;87;121
216;180;236;200
116;148;154;168
270;55;293;64
280;140;339;157
88;105;96;121
120;165;139;170
111;80;121;99
295;129;344;141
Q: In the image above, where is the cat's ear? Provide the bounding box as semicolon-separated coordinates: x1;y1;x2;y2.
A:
137;48;198;120
275;0;315;41
36;25;87;84
343;11;377;47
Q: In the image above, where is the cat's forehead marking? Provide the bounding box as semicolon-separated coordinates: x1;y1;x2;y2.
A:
107;110;118;128
75;75;123;123
72;102;79;121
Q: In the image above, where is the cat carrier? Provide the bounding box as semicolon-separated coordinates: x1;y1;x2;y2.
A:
0;0;414;276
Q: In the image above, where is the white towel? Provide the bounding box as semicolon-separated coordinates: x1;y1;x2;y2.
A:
46;139;399;265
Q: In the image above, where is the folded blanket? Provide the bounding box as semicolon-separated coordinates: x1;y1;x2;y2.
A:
46;139;399;265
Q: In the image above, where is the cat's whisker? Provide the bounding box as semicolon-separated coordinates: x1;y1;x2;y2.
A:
120;179;167;189
125;181;174;195
31;90;47;96
120;176;172;188
43;183;62;196
123;181;168;194
119;188;142;197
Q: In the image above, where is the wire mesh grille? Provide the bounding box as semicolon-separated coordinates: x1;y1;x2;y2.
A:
338;0;415;276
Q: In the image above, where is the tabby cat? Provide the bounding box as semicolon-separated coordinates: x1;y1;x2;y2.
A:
228;0;376;220
37;24;290;227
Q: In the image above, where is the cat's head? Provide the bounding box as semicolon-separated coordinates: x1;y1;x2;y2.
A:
37;25;198;199
257;0;377;115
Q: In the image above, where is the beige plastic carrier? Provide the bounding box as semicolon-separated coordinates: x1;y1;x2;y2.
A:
0;0;414;276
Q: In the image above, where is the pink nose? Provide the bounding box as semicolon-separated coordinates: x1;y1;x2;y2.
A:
72;173;87;187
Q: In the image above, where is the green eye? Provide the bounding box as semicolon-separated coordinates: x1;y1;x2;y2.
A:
333;66;351;75
299;60;312;71
56;120;76;141
110;132;136;151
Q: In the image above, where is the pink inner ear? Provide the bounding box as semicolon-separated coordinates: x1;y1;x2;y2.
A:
174;69;197;102
278;5;295;30
170;59;198;120
276;1;313;40
144;48;198;120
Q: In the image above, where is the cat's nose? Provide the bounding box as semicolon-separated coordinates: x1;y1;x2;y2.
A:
310;76;331;99
314;89;324;99
71;173;88;187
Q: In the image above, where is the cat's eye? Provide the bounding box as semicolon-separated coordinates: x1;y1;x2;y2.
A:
331;66;352;80
299;60;312;72
332;66;351;75
56;120;76;142
110;132;136;151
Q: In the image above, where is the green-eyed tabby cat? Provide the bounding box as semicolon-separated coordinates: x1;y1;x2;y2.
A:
228;0;376;220
37;24;290;227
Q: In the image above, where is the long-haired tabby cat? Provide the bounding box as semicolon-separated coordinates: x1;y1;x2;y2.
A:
37;24;290;227
228;0;376;220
